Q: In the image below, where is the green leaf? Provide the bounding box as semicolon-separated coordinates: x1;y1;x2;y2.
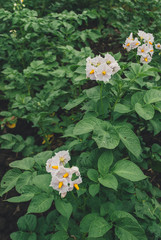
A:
56;216;69;232
87;169;99;182
135;103;154;120
51;231;68;240
93;122;120;149
10;232;37;240
20;185;41;195
111;210;139;223
64;95;86;110
9;157;35;170
150;118;161;135
131;92;144;106
7;193;34;203
16;171;35;193
34;151;53;166
1;169;22;195
55;200;73;220
115;126;141;157
80;213;99;233
17;214;37;232
89;184;100;197
77;188;87;197
144;89;161;104
88;217;112;238
113;160;146;181
73;117;100;135
114;104;131;113
115;217;147;240
98;174;118;190
32;174;51;192
85;86;100;102
98;150;113;176
27;193;54;213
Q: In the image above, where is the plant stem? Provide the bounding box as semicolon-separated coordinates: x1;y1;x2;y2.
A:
100;82;104;116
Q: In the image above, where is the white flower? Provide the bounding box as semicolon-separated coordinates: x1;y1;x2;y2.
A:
69;176;82;191
137;44;150;56
55;166;72;180
110;62;121;75
95;63;113;83
140;54;152;64
155;43;161;50
104;53;115;65
46;150;82;198
92;55;104;67
86;57;92;65
147;44;154;56
50;175;68;194
46;156;60;173
71;166;80;176
123;38;133;52
138;30;147;40
131;38;141;49
55;150;71;165
61;192;67;198
127;32;134;40
86;64;97;80
144;33;154;44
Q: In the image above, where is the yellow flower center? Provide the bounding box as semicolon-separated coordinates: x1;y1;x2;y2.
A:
157;44;160;48
52;166;58;169
126;43;130;47
102;71;106;75
74;184;79;190
90;69;95;74
58;182;63;189
150;49;153;52
136;42;139;46
141;49;144;52
106;60;111;64
63;173;69;178
149;41;152;45
144;58;148;62
59;157;65;162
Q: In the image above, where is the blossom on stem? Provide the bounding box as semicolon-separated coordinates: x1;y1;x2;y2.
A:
46;156;60;173
123;38;133;52
137;44;150;56
155;43;161;50
69;176;82;191
95;63;113;83
86;64;97;80
55;150;71;165
131;38;141;49
46;151;82;198
50;175;68;194
140;54;152;64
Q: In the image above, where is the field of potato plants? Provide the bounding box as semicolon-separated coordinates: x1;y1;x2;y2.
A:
1;0;161;239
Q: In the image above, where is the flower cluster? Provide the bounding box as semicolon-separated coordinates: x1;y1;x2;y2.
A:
86;53;120;83
46;150;82;198
13;1;25;11
123;30;161;64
